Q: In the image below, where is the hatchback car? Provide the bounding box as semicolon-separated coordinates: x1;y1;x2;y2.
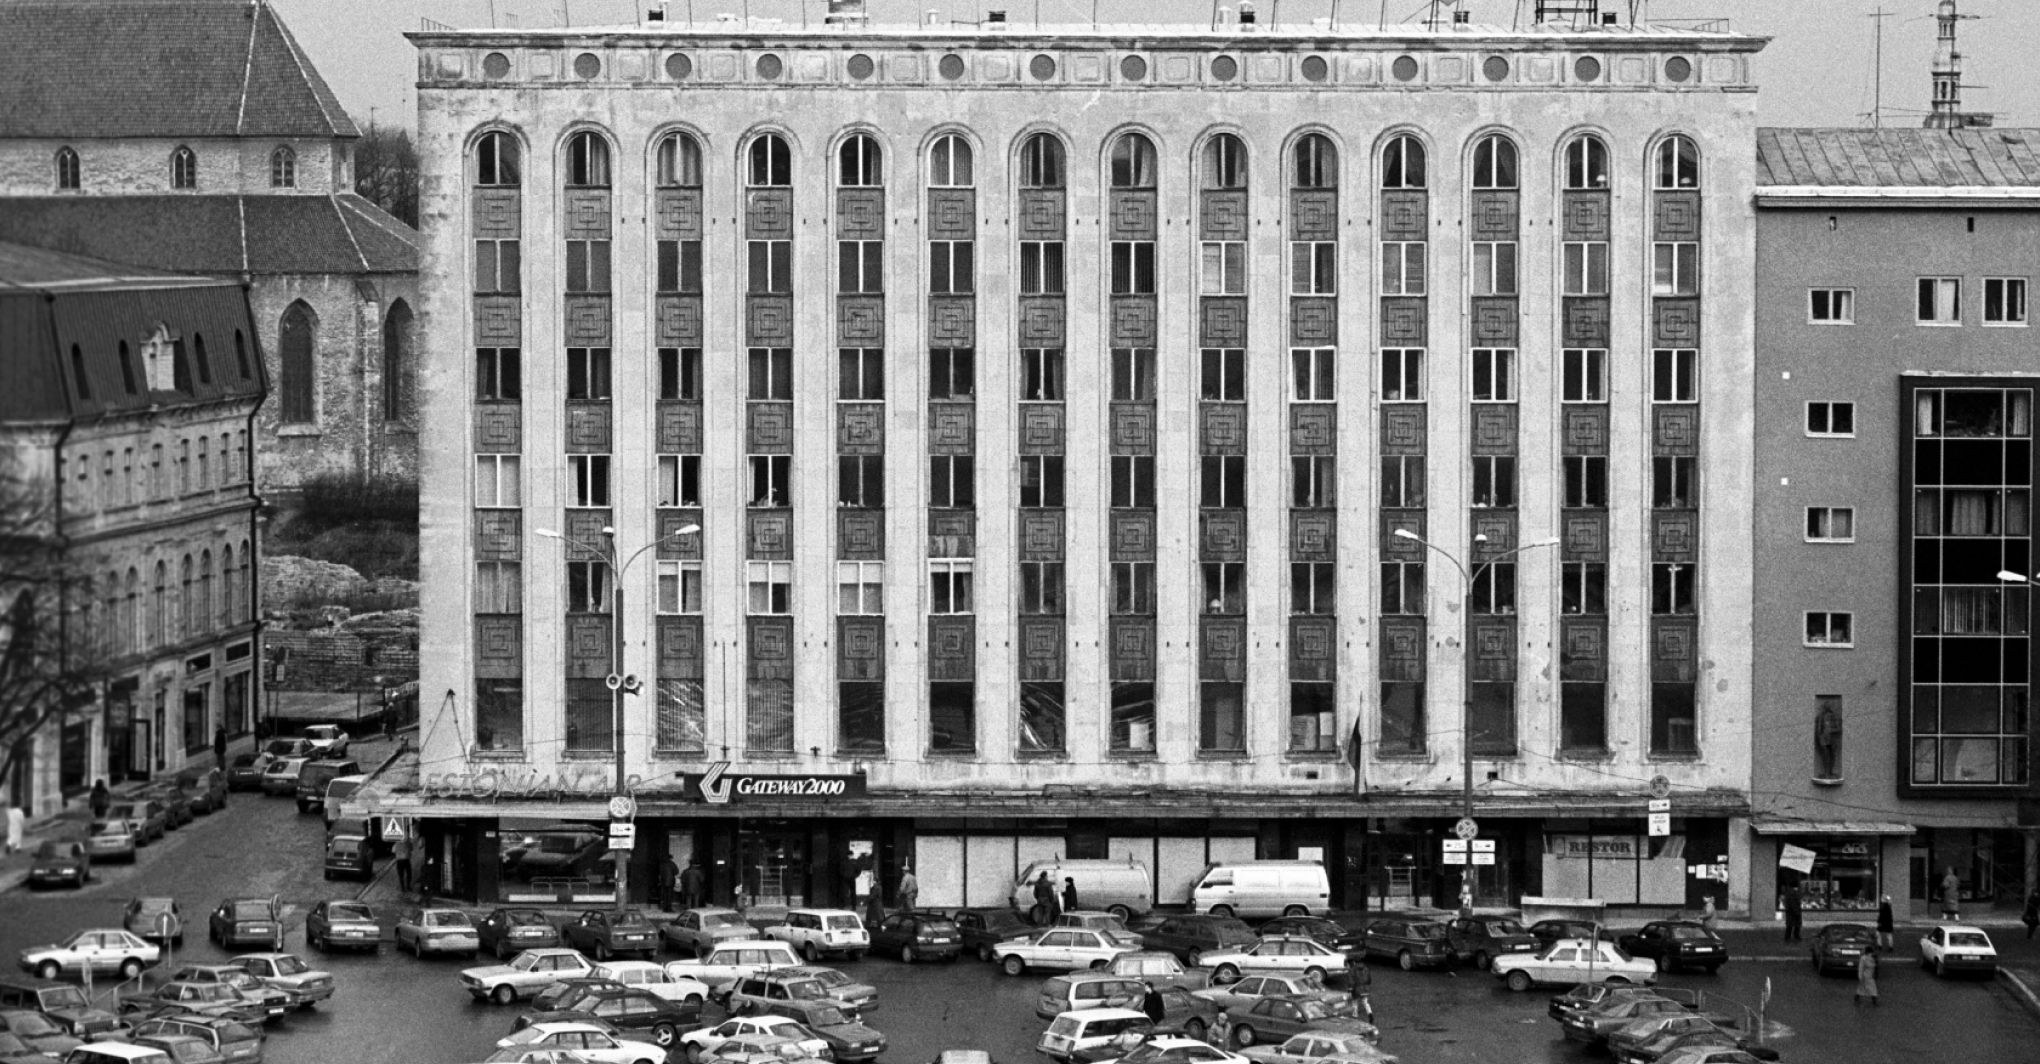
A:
395;909;479;957
479;909;565;960
762;909;869;963
208;900;283;951
25;842;90;890
177;770;228;816
305;901;381;952
1444;917;1541;971
1126;915;1258;967
1919;923;1998;977
1198;936;1345;985
1618;922;1728;974
105;801;167;844
1035;974;1144;1019
869;912;962;963
1809;923;1877;975
229;953;333;1009
16;930;159;981
321;833;373;881
562;911;660;962
292;760;359;814
257;759;308;798
954;908;1037;963
223;756;265;792
659;908;755;957
84;820;137;863
1357;920;1452;971
141;787;192;831
122;899;183;946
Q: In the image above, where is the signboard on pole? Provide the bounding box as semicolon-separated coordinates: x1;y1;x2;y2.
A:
1441;839;1467;865
1647;798;1671;813
1647;813;1671;837
1471;839;1496;865
608;822;636;850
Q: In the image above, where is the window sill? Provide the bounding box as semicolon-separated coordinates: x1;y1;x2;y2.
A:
1285;750;1343;761
1811;776;1845;788
559;750;613;761
276;425;321;438
1802;643;1855;650
1557;748;1614;762
742;750;800;761
1195;751;1252;762
652;749;708;761
1016;750;1069;761
468;750;528;763
1648;752;1703;762
1108;750;1159;761
1373;751;1431;762
1470;748;1520;760
925;748;980;759
835;748;885;760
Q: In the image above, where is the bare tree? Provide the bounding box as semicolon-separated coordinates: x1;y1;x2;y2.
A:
0;452;103;794
354;125;420;228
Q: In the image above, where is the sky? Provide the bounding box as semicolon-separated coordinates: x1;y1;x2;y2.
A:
270;0;2040;132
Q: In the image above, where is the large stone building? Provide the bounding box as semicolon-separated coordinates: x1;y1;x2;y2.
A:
0;0;419;493
390;9;1765;910
1751;127;2040;917
0;241;265;817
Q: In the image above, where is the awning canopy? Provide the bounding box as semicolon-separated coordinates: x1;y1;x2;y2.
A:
1751;819;1915;836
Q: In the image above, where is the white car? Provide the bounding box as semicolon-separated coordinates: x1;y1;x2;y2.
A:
18;929;161;980
301;725;349;758
1198;936;1345;984
997;928;1140;976
594;960;712;1005
679;1014;832;1060
1492;938;1658;992
395;908;480;957
762;909;869;962
462;947;596;1004
230;952;335;1008
1241;1031;1398;1064
1919;923;1998;977
663;940;803;995
1093;1036;1250;1064
495;1021;664;1064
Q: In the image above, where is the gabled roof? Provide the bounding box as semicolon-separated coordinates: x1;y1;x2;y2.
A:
0;194;417;276
0;0;358;140
1758;128;2040;188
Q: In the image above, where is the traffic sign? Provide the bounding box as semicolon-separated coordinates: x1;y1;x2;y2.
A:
1647;812;1671;837
1471;839;1495;852
1647;798;1672;813
1442;839;1468;852
1649;775;1673;800
1441;850;1468;865
1453;817;1480;841
1472;851;1496;865
608;822;637;850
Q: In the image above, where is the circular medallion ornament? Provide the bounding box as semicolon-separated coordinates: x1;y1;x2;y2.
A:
483;52;511;79
1391;55;1419;82
1029;53;1057;80
573;52;601;80
757;53;784;80
1212;55;1238;81
939;53;965;80
1300;55;1328;83
1665;56;1693;83
1482;55;1509;82
1574;55;1602;82
666;53;693;80
847;53;875;80
1120;55;1147;81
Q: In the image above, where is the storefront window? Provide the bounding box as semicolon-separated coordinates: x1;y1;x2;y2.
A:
498;821;612;904
1776;836;1880;912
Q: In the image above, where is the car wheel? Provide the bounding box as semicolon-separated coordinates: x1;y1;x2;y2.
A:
1209;905;1235;919
1656;954;1674;973
1398;950;1415;972
1472;951;1492;972
1001;954;1027;976
1506;970;1532;993
37;961;59;981
1304;966;1327;984
902;945;917;964
120;958;143;980
803;942;821;962
1282;905;1308;918
652;1023;678;1047
1234;1024;1257;1047
491;984;515;1005
977;944;994;963
1108;905;1133;922
1213;964;1240;985
1183;1018;1207;1042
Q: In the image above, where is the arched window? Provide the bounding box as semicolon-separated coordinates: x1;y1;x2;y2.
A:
117;340;137;394
149;561;166;647
930;133;973;187
239;539;252;627
270;146;296;188
232;330;250;379
1655;135;1699;189
1203;133;1247;190
123;568;138;656
170;146;197;189
199;551;214;634
382;300;412;421
278;301;317;424
1293;133;1337;189
748;134;791;187
565;131;611;188
1565;134;1610;189
179;555;193;638
220;544;235;629
192;333;212;385
475;131;521;186
1019;133;1064;189
1471;134;1518;190
1381;135;1426;189
55;146;80;190
1110;133;1157;189
839;134;882;187
656;132;703;188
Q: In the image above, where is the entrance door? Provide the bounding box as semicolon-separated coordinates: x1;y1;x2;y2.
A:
739;826;807;909
128;719;152;782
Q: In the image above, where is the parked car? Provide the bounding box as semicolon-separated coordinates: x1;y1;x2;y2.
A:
762;909;869;963
660;908;756;957
1086;1035;1248;1064
159;968;288;1020
1190;974;1354;1017
1238;1031;1396;1064
527;979;625;1013
254;739;311;769
257;758;308;798
462;948;598;1005
679;1015;832;1061
62;1044;174;1064
141;786;191;830
1608;1013;1764;1064
513;986;700;1049
493;1021;664;1064
321;832;374;881
1357;919;1453;972
1198;936;1346;986
1141;985;1227;1044
16;930;159;981
228;953;333;1009
591;961;711;1006
0;1010;81;1055
1052;913;1143;949
84;820;137;863
1547;983;1694;1025
562;911;660;962
105;800;167;844
177;770;228;815
129;1016;262;1064
1100;951;1206;991
1127;915;1259;968
305;901;382;952
1035;974;1145;1019
1494;938;1658;992
1809;923;1877;975
25;843;90;890
207;900;283;951
122;899;183;946
996;928;1139;976
693;1032;831;1064
1618;922;1729;974
500;832;606;882
1253;917;1362;957
301;725;349;759
293;760;360;814
743;998;886;1062
0;977;127;1041
1036;1007;1154;1063
395;909;479;958
1561;993;1693;1046
663;941;803;997
954;908;1036;963
1657;1050;1771;1064
869;912;962;964
0;1028;61;1063
1443;917;1541;971
1221;996;1378;1050
1528;920;1617;950
129;1034;219;1064
114;982;266;1026
320;780;369;832
479;909;565;960
772;966;880;1014
1919;923;1998;977
223;756;265;792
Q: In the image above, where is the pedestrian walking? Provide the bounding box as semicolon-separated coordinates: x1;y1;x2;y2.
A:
1062;876;1080;914
1344;949;1374;1023
4;803;23;855
1209;1009;1232;1049
1853;948;1879;1005
1700;895;1717;934
680;861;706;910
393;833;413;893
865;884;885;927
88;779;110;822
2022;888;2039;940
1782;884;1803;941
897;866;920;912
1940;866;1962;921
1141;981;1165;1024
1031;871;1056;924
212;727;227;767
657;853;680;912
1876;894;1896;951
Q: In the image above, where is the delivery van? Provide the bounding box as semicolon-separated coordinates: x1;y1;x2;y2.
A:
1009;858;1154;922
1188;859;1331;918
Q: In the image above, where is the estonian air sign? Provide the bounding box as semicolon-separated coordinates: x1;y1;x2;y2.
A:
686;762;867;804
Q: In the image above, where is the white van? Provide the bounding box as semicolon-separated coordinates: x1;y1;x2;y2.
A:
1009;858;1154;922
1188;859;1331;918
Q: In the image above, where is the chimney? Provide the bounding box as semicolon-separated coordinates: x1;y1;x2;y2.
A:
1238;1;1258;30
825;0;868;28
646;3;667;23
987;10;1008;31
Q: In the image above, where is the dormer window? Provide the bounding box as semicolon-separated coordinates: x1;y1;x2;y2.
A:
270;147;296;188
140;325;185;392
55;147;80;190
171;146;197;190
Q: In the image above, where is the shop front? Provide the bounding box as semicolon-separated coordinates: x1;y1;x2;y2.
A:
1749;820;1914;917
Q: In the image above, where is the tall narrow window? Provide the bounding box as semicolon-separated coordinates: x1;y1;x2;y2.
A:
1293;133;1337;189
1381;349;1425;402
55;146;80;190
566;131;611;187
1019;133;1064;189
1110;132;1157;188
1470;134;1517;189
1563;349;1608;403
69;345;91;402
1471;348;1516;402
270;146;296;188
170;146;196;189
1381;135;1427;189
1564;134;1609;189
1654;134;1700;190
749;134;791;187
1918;278;1962;324
656;132;703;187
839;133;882;186
382;301;410;421
1202;133;1247;189
474;131;521;186
278;301;316;424
930;133;974;187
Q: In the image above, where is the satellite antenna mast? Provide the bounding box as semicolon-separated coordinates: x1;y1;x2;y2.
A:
1868;7;1890;128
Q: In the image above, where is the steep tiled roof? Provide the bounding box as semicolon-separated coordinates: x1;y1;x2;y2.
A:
0;0;358;139
1758;128;2040;187
0;194;417;276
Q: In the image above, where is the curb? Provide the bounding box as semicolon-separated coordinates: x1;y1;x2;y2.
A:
1999;967;2040;1017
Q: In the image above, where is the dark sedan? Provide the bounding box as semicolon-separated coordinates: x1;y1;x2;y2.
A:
209;899;285;951
305;900;381;952
954;908;1035;963
224;755;265;792
1444;916;1541;970
1808;923;1877;975
1221;996;1379;1050
0;1030;59;1064
514;987;699;1050
116;982;267;1026
0;1011;79;1056
561;911;659;961
24;842;90;890
751;999;887;1061
870;912;963;964
1253;916;1361;955
1561;994;1691;1046
125;897;185;945
1617;922;1728;974
1357;919;1452;971
480;909;565;960
1127;914;1259;967
1528;920;1617;949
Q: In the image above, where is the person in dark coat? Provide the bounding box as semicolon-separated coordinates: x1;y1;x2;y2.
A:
1344;949;1374;1022
1876;894;1896;951
212;727;227;768
2023;888;2040;940
1141;982;1165;1024
88;780;111;821
656;854;680;911
680;861;706;910
1853;948;1879;1005
1782;884;1803;941
1062;877;1080;914
1032;871;1057;924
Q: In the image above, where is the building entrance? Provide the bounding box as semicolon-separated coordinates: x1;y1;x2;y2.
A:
739;823;808;909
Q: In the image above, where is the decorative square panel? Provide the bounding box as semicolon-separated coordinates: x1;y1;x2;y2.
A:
473;509;522;560
1017;190;1066;239
1563;191;1609;240
1289;405;1336;454
564;296;611;344
928;510;975;558
1563;298;1608;347
1111;402;1156;453
1291;512;1336;559
747;401;794;452
1654;299;1701;346
836;188;885;238
1020;512;1065;559
1201;190;1248;240
1381;514;1425;557
655;188;702;239
746;296;792;345
564;189;611;239
1380;406;1427;455
564;511;610;557
1379;191;1428;240
1200;511;1247;560
1654;406;1700;455
1019;618;1065;680
1560;621;1606;681
1018;297;1065;345
748;617;795;680
1111;512;1155;560
838;617;885;680
1019;403;1064;454
1562;512;1606;560
838;511;885;560
927;616;976;680
473;189;522;239
1471;405;1518;455
1111;297;1156;345
1562;407;1607;456
1290;617;1336;681
929;296;975;345
928;401;975;452
658;295;702;345
1470;192;1519;239
565;402;612;452
1378;617;1427;681
748;511;792;559
745;189;793;238
474;295;522;346
1652;618;1696;682
566;616;613;677
839;296;884;344
659;401;702;453
475;616;522;677
1471;515;1516;555
657;509;703;559
837;402;884;453
1110;191;1157;240
1379;297;1427;345
1291;298;1337;344
1111;619;1156;680
474;406;521;451
1654;191;1701;240
659;616;705;677
1473;620;1516;681
1200;403;1247;454
1201;299;1247;345
928;189;975;239
1653;512;1698;560
1289;190;1337;242
1471;298;1518;345
1200;619;1246;681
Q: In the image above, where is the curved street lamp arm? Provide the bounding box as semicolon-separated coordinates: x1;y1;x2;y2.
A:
617;524;701;578
536;529;615;569
1393;529;1472;586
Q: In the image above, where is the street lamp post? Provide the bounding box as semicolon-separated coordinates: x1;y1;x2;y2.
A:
537;522;699;909
1392;528;1559;910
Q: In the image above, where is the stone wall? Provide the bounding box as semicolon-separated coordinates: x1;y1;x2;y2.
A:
0;137;343;196
248;272;421;493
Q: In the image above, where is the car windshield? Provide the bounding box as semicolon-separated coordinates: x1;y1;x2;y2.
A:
137;898;175;914
1119;1047;1172;1064
92;821;127;836
6;1014;60;1036
512;954;543;971
34;841;70;859
508;910;550;926
1668;926;1715;940
1293;1000;1333;1020
1949;932;1992;948
1047;1016;1083;1037
428;912;474;928
1485;920;1527;935
328;903;373;922
703;912;750;928
501;1027;546;1046
1410;924;1447;939
218;1023;256;1042
267;956;308;976
217;971;259;987
229;901;271;919
804;970;851;989
787;981;829;1000
41;986;88;1008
